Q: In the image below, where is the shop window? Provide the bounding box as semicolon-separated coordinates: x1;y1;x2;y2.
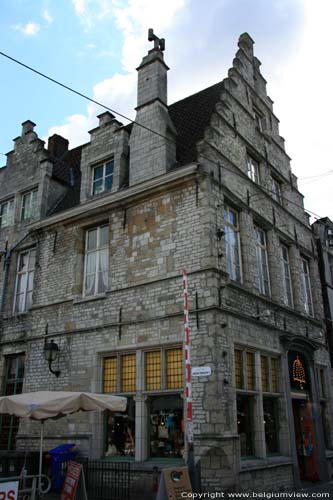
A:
263;397;279;454
105;398;135;458
148;394;184;459
83;225;109;297
103;353;136;394
237;394;254;457
145;347;183;391
0;354;25;450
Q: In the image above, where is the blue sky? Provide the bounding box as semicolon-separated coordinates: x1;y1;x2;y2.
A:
0;0;332;219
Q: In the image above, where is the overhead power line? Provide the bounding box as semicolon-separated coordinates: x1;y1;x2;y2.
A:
0;49;327;224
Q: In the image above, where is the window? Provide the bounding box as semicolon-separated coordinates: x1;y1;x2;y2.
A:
14;249;36;313
84;225;109;296
281;245;293;307
92;159;114;195
224;206;242;282
253;108;263;132
247;155;260;184
235;349;281;458
0;199;14;228
21;189;38;220
317;367;331;449
0;354;25;450
254;226;270;296
104;353;136;393
272;178;282;204
145;347;183;391
301;258;313;316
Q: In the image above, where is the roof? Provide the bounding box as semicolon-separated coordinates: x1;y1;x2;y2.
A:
48;81;225;215
169;81;224;165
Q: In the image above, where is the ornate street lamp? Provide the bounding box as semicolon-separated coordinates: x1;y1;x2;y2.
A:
44;339;61;378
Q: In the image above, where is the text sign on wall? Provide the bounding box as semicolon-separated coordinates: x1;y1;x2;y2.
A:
191;366;212;377
0;481;19;500
60;461;87;500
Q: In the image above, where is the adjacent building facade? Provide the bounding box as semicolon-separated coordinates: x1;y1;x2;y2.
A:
1;33;333;492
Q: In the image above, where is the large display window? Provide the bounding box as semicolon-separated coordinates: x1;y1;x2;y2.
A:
105;398;135;458
148;395;184;459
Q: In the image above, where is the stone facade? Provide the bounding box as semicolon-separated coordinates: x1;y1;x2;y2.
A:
0;33;332;493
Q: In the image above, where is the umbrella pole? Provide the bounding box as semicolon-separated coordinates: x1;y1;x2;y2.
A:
39;421;44;494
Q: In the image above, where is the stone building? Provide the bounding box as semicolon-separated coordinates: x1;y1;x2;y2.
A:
1;32;333;492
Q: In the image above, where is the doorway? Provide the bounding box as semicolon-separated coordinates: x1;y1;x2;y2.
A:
292;399;319;482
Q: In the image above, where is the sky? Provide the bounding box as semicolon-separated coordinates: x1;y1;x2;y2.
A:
0;0;332;221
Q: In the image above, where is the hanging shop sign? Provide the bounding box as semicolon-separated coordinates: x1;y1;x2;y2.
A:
191;366;212;377
292;355;306;390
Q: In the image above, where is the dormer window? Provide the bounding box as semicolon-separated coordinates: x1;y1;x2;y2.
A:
92;159;114;195
247;155;260;184
0;199;14;228
21;189;38;221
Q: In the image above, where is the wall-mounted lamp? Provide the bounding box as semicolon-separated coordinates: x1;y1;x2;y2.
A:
44;339;61;377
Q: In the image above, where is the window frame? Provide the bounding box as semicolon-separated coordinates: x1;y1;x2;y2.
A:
83;224;109;297
91;158;114;196
281;244;293;308
13;248;36;314
0;199;14;229
254;226;271;297
21;189;38;221
301;257;314;317
246;155;260;184
224;205;242;283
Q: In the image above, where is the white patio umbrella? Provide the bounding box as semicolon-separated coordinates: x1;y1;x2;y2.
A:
0;391;127;491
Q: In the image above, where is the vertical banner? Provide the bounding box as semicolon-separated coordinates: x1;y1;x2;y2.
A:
183;269;193;448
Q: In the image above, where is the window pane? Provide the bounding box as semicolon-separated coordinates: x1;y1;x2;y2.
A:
261;356;269;392
97;271;107;294
29;250;36;270
263;397;279;453
237;395;254;456
104;357;118;393
271;358;278;392
93;165;104;180
99;226;109;247
105;175;113;192
26;291;33;310
121;354;136;392
106;398;135;457
19;253;29;273
27;272;34;292
93;179;103;195
105;161;114;176
87;229;97;250
246;352;255;390
149;395;184;459
166;348;183;389
146;351;162;390
234;350;243;389
85;272;95;296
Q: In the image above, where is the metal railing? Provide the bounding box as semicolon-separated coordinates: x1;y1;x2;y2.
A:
79;459;130;500
0;474;51;500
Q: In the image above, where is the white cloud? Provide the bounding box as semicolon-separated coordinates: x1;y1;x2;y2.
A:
43;9;53;24
13;22;40;36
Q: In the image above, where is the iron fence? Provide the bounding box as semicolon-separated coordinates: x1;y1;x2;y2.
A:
79;459;131;500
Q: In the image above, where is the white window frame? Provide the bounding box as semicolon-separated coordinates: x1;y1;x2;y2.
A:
301;257;314;316
254;226;270;296
13;248;36;313
281;244;293;307
0;199;14;228
83;225;109;297
247;156;260;184
21;189;38;221
224;205;242;283
91;159;114;196
272;178;282;204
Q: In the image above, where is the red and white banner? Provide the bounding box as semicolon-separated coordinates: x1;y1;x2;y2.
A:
183;269;193;445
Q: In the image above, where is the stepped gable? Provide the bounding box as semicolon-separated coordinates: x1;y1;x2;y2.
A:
169;81;224;166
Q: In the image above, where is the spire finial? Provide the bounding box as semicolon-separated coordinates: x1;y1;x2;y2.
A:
148;28;165;52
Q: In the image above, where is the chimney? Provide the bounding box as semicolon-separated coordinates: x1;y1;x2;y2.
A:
48;134;69;158
22;120;36;136
129;29;176;186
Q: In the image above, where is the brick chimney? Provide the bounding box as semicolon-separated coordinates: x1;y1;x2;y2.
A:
129;29;176;186
48;134;69;158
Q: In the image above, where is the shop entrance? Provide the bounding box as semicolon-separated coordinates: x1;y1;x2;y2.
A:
292;399;319;482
